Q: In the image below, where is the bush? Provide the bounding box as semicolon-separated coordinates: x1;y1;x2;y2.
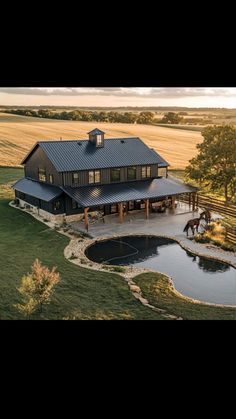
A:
69;253;78;260
194;233;209;243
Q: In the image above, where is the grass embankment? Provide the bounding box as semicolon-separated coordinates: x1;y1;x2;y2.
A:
134;273;236;320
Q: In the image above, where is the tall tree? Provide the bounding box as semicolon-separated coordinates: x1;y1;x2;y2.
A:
185;125;236;202
15;259;60;317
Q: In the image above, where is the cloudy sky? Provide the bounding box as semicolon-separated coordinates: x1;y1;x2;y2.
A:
0;87;235;108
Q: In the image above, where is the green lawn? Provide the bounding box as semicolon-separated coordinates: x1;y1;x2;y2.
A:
0;168;164;320
135;273;236;320
0;167;235;320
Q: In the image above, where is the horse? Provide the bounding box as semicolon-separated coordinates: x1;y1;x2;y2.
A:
183;217;201;236
199;209;211;224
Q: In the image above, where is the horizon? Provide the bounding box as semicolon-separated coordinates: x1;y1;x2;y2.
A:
0;88;236;108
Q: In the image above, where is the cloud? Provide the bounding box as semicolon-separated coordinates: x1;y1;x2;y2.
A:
0;87;236;98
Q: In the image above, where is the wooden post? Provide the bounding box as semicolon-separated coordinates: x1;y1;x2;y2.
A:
171;196;176;210
196;193;199;209
192;193;196;211
145;199;149;219
84;207;89;231
118;203;124;223
189;193;191;207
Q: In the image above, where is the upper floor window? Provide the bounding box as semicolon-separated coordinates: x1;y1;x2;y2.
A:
72;172;79;185
111;168;121;182
158;167;167;178
89;170;101;184
127;166;136;181
38;168;46;182
49;174;54;184
141;166;151;179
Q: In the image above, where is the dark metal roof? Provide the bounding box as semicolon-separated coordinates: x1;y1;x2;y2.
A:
12;178;62;202
62;178;197;208
36;138;167;172
150;149;169;167
87;128;105;135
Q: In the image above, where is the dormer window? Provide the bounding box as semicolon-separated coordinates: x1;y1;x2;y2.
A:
96;134;102;146
88;128;105;147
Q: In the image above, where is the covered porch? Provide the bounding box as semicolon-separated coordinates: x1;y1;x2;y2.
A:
63;177;198;232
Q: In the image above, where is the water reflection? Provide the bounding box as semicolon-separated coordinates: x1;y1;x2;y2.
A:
185;250;230;273
86;235;236;305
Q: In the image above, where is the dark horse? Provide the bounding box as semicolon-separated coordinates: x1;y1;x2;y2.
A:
183;210;211;236
183;217;201;236
199;209;211;224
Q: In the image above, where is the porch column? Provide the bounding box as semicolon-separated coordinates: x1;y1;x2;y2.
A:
196;193;199;209
145;199;149;219
118;203;124;223
171;196;176;210
189;193;191;207
192;193;196;211
84;207;89;231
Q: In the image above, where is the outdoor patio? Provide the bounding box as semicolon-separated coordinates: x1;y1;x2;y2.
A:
68;202;223;239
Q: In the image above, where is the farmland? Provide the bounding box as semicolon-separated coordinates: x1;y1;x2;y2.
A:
0;112;203;168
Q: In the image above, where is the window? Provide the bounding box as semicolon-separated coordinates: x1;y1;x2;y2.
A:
49;174;54;184
53;200;61;211
96;134;102;146
158;167;167;178
72;172;79;185
38;168;46;182
89;170;101;184
127;166;136;181
111;168;121;182
141;166;151;179
72;199;78;209
110;204;117;213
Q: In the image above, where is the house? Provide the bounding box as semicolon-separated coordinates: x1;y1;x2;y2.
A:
13;128;197;229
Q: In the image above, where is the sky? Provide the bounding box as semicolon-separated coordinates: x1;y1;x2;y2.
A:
0;87;235;108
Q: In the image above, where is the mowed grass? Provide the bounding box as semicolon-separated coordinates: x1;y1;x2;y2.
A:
0;168;164;320
0;112;203;169
135;273;236;320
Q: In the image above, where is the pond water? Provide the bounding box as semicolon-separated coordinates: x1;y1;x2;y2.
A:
85;236;236;306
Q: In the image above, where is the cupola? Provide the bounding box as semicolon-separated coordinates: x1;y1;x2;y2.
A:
88;128;105;147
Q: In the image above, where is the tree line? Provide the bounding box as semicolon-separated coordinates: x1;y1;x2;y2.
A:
3;108;157;124
3;108;188;125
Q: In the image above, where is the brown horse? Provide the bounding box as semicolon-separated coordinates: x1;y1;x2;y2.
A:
183;217;201;236
199;209;211;224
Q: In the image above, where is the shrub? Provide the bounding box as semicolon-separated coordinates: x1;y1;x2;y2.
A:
109;266;125;273
69;253;78;260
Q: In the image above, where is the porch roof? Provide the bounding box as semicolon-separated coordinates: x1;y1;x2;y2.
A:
62;177;197;208
12;178;63;202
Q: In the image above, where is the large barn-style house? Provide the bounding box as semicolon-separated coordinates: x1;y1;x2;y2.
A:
13;128;197;230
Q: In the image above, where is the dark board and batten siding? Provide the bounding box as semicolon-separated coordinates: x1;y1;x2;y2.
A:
24;146;63;186
15;190;65;214
63;164;158;187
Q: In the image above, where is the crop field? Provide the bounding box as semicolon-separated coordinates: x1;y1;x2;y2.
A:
0;112;203;168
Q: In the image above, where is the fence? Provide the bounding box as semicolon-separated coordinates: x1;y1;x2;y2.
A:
179;194;236;219
225;227;236;244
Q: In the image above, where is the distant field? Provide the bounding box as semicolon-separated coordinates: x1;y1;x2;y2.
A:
0;112;203;169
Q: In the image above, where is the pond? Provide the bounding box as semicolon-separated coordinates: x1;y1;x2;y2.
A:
85;236;236;306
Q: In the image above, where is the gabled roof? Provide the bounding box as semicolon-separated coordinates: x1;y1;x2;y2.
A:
87;128;105;135
22;138;169;172
12;178;62;202
62;177;197;208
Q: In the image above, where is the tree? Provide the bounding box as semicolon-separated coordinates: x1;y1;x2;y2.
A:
137;111;155;124
161;112;183;124
15;259;60;318
185;125;236;203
